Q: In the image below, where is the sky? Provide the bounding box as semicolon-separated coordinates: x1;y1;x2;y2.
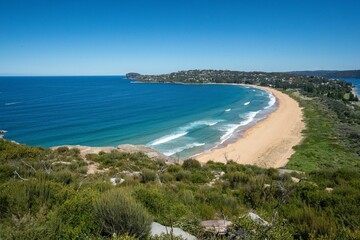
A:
0;0;359;76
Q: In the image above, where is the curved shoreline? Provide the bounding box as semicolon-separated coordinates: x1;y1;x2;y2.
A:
195;85;305;168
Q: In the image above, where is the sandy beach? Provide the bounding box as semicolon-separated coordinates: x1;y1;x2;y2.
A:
196;85;305;168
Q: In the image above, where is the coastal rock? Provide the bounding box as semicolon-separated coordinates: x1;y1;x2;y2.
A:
110;177;125;185
201;220;233;234
116;144;174;162
278;169;305;175
291;177;300;183
247;212;270;226
325;187;333;192
150;222;197;240
120;170;141;178
51;145;114;158
52;144;174;163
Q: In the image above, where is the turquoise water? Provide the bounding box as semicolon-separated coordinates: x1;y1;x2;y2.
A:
0;76;276;158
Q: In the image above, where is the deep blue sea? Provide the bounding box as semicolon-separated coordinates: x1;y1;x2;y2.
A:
0;76;276;158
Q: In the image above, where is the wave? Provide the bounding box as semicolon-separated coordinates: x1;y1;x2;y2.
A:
148;119;222;146
225;108;231;112
239;111;259;126
219;124;239;144
149;132;187;146
163;142;205;156
244;102;250;106
5;102;20;106
219;111;260;144
265;93;276;109
179;119;223;131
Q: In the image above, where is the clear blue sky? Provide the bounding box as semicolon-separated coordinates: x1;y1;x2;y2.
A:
0;0;359;75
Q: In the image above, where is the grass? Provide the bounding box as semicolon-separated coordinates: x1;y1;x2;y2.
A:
285;91;358;172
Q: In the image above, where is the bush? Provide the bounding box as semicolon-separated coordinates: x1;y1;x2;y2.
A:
182;159;201;170
55;146;69;153
94;189;152;238
141;169;157;183
48;189;100;239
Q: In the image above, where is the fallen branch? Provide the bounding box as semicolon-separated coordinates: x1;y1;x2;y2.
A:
13;171;28;181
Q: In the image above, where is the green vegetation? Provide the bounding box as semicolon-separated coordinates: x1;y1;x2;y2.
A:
0;138;359;239
286;92;359;171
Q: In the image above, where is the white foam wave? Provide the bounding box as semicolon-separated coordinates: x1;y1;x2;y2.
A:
239;111;259;126
244;102;250;106
163;142;205;156
219;124;239;144
5;102;20;106
179;120;222;131
150;132;187;146
225;108;231;112
149;119;222;146
265;93;276;109
219;111;260;144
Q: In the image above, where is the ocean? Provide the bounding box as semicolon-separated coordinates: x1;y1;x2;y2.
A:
0;76;276;159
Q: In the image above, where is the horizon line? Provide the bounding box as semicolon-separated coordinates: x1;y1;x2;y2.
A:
0;69;359;77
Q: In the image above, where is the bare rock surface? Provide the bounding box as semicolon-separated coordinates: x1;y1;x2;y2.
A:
201;220;233;234
278;169;305;175
116;144;173;162
247;212;270;226
150;222;197;240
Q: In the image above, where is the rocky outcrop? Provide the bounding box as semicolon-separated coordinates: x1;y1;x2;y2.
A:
116;144;174;162
150;222;197;240
201;220;233;234
247;212;270;226
51;144;174;163
278;169;305;175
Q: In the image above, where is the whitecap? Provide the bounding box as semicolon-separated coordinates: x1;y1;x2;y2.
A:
244;102;250;106
149;132;187;146
148;119;222;146
163;142;205;156
5;102;20;106
264;93;276;109
225;108;231;112
179;119;223;131
219;111;260;144
219;124;239;144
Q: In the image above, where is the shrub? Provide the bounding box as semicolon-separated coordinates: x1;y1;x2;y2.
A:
190;171;209;184
48;189;100;239
175;170;191;181
55;146;69;153
94;189;152;238
52;170;73;184
182;159;201;170
141;169;157;183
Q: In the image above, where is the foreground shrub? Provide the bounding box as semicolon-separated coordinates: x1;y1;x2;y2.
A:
48;189;100;239
182;159;201;170
94;189;152;238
